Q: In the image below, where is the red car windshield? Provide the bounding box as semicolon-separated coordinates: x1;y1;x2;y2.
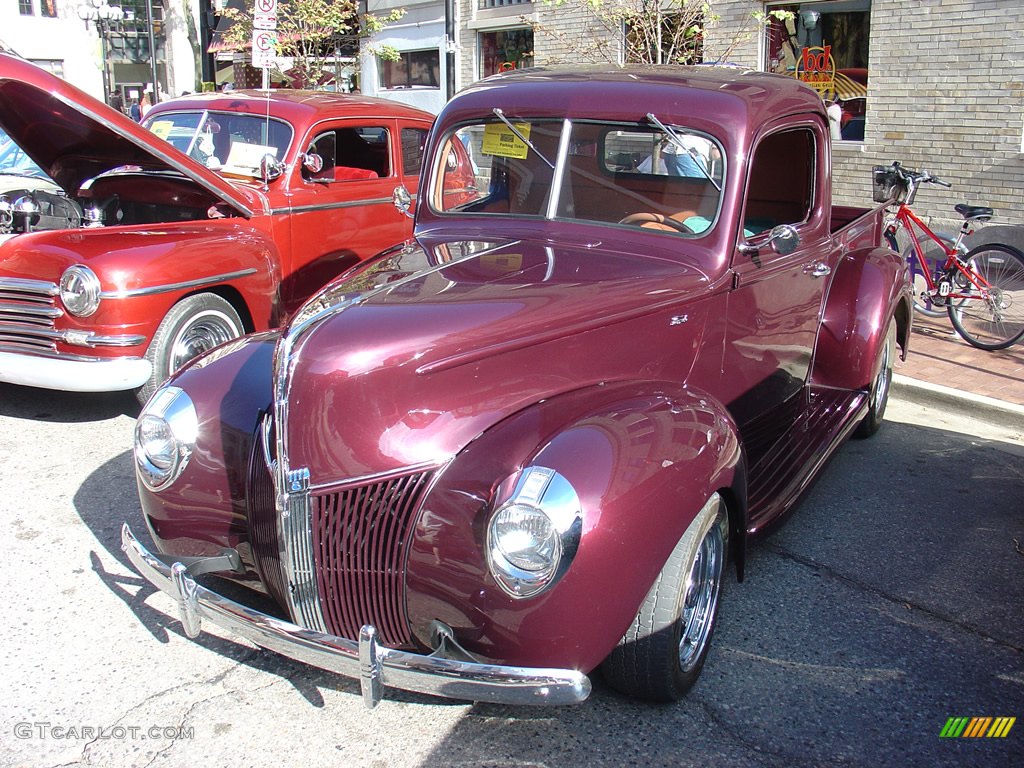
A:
144;110;294;177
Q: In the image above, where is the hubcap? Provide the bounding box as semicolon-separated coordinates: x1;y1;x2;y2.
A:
678;521;724;672
169;311;239;372
871;332;892;411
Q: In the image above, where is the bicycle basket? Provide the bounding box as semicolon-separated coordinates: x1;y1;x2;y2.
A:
872;166;910;203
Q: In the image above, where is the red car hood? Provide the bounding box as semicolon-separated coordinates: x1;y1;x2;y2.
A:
0;54;254;217
280;235;718;481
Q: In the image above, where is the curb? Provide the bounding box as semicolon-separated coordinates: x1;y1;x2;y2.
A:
892;374;1024;432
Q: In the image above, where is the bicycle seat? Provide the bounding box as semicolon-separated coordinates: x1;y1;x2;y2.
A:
955;203;993;221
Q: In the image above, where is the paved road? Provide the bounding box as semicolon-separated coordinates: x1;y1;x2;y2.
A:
0;383;1021;768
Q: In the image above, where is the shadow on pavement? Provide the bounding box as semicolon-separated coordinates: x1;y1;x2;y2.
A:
0;382;139;422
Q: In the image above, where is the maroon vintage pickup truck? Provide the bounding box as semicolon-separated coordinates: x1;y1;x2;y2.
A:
0;54;434;401
123;65;912;708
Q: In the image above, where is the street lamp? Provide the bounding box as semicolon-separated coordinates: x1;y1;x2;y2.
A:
77;0;124;105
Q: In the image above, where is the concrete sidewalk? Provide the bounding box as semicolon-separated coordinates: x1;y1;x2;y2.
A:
893;313;1024;429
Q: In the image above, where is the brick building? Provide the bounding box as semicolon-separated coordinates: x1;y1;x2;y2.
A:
709;0;1024;232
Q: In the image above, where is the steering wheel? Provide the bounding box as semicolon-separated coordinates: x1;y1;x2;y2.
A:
618;212;695;234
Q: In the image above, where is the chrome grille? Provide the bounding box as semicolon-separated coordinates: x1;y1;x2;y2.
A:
312;471;433;649
0;277;60;351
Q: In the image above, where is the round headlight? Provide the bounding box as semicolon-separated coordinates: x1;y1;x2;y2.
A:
486;466;582;598
491;503;560;573
59;265;102;317
134;386;198;491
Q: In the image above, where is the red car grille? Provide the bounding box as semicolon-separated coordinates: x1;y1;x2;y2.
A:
0;278;60;352
311;471;433;649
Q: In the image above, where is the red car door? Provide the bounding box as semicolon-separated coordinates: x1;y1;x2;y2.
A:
280;118;426;313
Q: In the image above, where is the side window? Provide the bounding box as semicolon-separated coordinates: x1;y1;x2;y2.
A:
401;127;428;176
334;126;391;180
744;128;815;237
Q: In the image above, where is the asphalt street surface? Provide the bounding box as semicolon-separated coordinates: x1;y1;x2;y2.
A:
0;382;1021;768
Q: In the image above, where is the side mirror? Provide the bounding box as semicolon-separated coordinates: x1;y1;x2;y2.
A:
392;185;414;219
259;154;284;183
301;152;324;175
738;224;800;262
767;224;800;255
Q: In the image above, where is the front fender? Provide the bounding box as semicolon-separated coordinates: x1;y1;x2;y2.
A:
812;245;911;391
136;332;278;574
405;381;743;673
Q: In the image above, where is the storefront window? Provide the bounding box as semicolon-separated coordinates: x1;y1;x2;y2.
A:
765;1;871;141
479;29;534;78
379;50;440;90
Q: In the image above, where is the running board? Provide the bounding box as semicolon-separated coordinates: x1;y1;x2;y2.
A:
746;387;868;535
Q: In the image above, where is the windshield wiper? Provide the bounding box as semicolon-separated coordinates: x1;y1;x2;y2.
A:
492;108;554;170
645;112;721;192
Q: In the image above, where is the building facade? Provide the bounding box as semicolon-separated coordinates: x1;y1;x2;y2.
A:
360;0;450;114
1;0;206;110
440;0;1023;231
709;0;1024;231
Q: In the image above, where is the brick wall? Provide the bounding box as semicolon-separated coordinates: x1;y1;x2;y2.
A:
708;0;1024;231
458;0;619;90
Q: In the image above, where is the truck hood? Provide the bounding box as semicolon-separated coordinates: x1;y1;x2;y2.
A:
0;55;254;217
280;235;719;481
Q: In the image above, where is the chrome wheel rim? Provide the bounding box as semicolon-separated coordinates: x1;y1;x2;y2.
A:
678;522;724;673
168;310;240;372
871;331;893;412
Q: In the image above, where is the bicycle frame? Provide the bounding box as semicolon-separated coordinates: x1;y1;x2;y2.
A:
888;204;993;302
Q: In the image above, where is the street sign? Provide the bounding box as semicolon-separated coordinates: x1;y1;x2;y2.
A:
251;0;278;69
251;29;277;69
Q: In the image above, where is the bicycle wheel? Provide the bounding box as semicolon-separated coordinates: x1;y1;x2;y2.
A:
948;243;1024;350
903;233;964;317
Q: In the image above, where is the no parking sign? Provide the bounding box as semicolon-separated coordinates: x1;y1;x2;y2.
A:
251;0;278;69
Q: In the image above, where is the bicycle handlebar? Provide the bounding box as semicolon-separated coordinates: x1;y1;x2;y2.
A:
887;161;951;188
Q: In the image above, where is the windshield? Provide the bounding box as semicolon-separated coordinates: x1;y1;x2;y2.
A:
0;127;49;179
143;111;293;177
429;118;725;237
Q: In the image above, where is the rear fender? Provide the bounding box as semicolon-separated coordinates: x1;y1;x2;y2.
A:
406;381;745;673
812;245;912;391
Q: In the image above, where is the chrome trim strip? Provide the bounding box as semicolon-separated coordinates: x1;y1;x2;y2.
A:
279;467;328;633
0;304;62;319
100;268;259;299
0;327;145;347
0;277;59;296
307;460;441;493
271;197;392;215
122;524;591;709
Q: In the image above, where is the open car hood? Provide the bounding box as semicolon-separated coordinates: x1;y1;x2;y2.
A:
0;55;254;217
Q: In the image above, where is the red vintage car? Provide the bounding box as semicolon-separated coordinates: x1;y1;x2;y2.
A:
123;66;912;707
0;54;435;401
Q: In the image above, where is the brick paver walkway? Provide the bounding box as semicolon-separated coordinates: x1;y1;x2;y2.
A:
896;314;1024;406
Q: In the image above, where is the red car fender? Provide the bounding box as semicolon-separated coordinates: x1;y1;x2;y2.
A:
405;381;744;673
812;245;912;391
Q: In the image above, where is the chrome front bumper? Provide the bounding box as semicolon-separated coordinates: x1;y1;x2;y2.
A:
121;524;591;708
0;350;150;391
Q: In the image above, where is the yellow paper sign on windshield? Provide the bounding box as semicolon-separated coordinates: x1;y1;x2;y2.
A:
482;122;530;159
149;121;173;140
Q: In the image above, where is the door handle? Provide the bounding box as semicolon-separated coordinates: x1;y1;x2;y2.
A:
803;262;831;278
